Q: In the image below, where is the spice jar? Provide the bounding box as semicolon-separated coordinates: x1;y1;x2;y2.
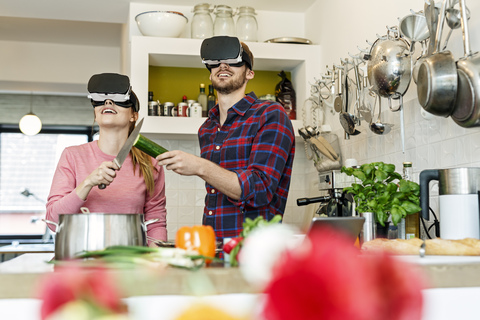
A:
213;5;235;36
191;3;213;39
236;6;257;42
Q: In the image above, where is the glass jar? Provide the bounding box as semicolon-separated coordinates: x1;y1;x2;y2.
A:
191;3;213;39
213;5;235;36
236;6;257;42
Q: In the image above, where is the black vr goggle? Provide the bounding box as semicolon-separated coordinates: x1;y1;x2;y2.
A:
200;36;252;71
87;73;139;112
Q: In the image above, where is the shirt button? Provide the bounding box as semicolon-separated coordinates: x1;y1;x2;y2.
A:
208;211;213;215
215;146;220;150
211;189;215;193
217;127;220;131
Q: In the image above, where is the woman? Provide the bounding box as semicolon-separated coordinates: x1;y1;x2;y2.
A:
46;73;167;244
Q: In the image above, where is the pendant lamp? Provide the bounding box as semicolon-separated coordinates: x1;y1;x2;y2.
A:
19;93;42;136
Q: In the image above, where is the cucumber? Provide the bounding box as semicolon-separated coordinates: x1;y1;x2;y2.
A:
134;134;168;158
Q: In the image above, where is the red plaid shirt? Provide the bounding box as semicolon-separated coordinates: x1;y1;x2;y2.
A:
198;92;295;240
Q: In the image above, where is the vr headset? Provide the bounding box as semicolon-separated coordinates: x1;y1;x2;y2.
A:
87;73;139;112
200;36;252;71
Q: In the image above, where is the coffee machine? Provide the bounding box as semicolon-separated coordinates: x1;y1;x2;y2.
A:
297;170;355;217
420;168;480;239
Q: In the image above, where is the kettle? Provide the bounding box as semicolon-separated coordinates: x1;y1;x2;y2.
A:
420;168;480;239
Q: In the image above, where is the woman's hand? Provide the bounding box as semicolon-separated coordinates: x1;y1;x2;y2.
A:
86;161;119;187
75;161;119;200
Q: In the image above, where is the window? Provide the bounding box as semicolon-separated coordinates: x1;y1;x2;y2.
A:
0;125;97;238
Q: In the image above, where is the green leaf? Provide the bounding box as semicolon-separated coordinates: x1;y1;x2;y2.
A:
352;170;366;181
384;163;396;174
390;206;402;225
375;169;388;181
401;201;422;215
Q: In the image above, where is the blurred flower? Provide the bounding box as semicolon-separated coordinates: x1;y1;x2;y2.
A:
239;224;301;290
37;263;129;320
261;226;426;320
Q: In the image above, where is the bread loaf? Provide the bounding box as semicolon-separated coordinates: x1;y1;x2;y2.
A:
362;238;480;256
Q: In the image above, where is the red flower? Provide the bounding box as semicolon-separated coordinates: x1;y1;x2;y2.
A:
37;263;127;319
262;226;426;320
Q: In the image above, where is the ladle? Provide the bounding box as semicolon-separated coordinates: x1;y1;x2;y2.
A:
442;5;470;50
370;96;392;135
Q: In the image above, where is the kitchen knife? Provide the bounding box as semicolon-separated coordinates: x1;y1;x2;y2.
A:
99;118;144;189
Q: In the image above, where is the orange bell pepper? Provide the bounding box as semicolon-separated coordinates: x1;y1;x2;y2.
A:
175;225;216;264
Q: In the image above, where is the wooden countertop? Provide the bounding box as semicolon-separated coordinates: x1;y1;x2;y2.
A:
2;253;480;299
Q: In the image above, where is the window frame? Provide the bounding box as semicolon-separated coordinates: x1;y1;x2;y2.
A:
0;124;98;241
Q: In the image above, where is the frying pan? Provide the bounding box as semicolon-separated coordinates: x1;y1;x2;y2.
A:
416;0;458;117
451;0;480;127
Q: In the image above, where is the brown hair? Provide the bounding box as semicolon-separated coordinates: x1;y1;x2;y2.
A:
241;42;254;70
128;119;157;196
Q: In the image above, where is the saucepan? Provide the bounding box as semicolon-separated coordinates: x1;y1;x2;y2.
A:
416;0;458;117
44;213;158;260
451;0;480;128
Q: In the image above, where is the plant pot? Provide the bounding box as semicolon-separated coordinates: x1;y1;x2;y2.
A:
375;222;390;239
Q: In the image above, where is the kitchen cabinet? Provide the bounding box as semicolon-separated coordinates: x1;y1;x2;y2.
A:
128;36;322;139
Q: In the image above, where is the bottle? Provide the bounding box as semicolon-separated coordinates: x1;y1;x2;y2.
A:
147;91;158;116
213;5;235;36
403;161;420;239
191;3;214;39
197;83;208;117
207;85;216;113
236;6;258;42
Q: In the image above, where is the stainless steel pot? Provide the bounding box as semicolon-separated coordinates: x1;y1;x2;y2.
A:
44;213;158;260
416;0;458;117
451;0;480;128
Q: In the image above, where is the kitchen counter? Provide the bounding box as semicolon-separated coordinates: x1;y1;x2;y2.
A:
2;253;480;299
0;253;253;299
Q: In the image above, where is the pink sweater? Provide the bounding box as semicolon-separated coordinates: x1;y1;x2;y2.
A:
46;141;167;241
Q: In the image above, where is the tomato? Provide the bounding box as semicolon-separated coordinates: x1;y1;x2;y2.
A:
223;237;243;254
175;225;216;264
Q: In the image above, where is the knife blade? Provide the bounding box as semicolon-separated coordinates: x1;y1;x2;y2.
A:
99;118;144;189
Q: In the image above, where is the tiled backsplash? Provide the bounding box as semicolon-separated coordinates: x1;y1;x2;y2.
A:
326;96;480;235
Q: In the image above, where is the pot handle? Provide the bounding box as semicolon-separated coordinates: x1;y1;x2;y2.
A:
142;218;159;232
42;219;58;233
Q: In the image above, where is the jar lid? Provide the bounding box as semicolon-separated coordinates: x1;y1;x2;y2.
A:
237;6;256;14
214;5;233;13
193;3;212;12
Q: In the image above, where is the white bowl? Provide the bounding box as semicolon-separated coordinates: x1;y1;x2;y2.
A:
135;11;188;38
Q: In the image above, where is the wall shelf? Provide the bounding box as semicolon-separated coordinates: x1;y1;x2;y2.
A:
129;36;321;139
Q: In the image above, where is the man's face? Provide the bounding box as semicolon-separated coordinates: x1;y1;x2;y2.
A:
209;63;253;95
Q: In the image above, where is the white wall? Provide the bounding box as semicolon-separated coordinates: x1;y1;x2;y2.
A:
304;0;480;231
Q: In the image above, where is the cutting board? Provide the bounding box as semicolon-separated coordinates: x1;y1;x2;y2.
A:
395;255;480;265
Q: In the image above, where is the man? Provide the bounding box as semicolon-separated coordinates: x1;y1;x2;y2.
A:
156;36;295;240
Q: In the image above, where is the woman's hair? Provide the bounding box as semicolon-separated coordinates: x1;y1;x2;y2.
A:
129;117;157;196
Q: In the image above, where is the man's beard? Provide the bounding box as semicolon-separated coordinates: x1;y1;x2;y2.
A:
212;69;247;95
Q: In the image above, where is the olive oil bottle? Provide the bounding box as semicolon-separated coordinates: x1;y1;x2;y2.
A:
403;162;420;239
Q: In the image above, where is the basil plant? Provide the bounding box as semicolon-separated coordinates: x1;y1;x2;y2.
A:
341;162;421;227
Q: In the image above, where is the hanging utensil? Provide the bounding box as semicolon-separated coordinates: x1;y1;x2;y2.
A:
370;95;392;135
339;59;360;136
443;3;471;50
451;0;480;127
334;65;344;113
416;0;458;117
398;10;430;53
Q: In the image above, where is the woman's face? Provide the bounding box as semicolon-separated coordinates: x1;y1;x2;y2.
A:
94;99;137;129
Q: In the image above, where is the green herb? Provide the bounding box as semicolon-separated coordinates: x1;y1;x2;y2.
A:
341;162;421;227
